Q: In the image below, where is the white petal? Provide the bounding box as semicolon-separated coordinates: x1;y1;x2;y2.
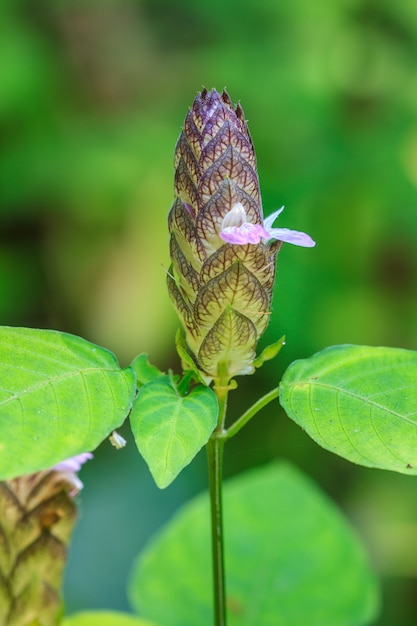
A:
221;203;247;229
263;206;285;231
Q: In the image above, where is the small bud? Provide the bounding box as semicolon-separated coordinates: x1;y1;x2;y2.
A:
167;88;314;385
109;430;127;449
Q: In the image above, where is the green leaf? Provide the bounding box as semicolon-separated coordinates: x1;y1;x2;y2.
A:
128;463;379;626
175;328;209;386
280;344;417;474
0;326;135;479
175;370;195;396
130;378;218;488
63;611;158;626
131;353;165;387
253;334;285;368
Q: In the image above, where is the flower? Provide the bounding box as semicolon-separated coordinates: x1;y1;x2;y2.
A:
52;452;93;496
167;88;315;385
53;452;93;473
220;203;316;247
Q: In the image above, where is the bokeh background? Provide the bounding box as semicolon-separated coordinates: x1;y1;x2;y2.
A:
2;0;417;623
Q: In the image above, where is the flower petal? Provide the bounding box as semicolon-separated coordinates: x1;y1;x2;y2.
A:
53;452;93;473
220;223;269;245
221;202;247;229
263;206;285;231
266;227;316;247
52;453;93;496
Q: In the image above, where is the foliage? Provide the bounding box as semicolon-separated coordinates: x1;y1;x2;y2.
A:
1;0;417;623
130;376;218;488
2;323;416;624
280;345;417;474
129;463;378;626
0;326;134;478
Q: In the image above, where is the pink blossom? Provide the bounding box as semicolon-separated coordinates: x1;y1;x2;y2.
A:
220;203;315;247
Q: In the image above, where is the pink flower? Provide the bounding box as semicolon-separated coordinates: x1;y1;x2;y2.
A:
219;203;315;247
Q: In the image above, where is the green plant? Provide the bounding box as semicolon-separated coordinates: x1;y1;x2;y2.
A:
2;88;416;626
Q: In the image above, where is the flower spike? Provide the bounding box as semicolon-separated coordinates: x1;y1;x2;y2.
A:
0;453;93;622
167;88;315;385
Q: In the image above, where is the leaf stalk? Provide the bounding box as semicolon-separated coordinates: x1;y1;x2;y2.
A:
223;386;280;441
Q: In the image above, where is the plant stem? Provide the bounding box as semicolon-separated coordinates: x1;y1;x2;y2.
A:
207;434;226;626
223;385;280;441
207;383;229;626
206;383;278;624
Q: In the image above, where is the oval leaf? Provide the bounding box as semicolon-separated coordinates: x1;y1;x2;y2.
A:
130;378;218;488
63;611;158;626
129;463;379;626
0;326;135;478
280;344;417;474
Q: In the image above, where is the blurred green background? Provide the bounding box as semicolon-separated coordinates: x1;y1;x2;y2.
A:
2;0;417;623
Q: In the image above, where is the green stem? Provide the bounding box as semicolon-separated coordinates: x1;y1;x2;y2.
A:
206;382;278;624
207;435;226;626
223;385;280;441
207;383;229;626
